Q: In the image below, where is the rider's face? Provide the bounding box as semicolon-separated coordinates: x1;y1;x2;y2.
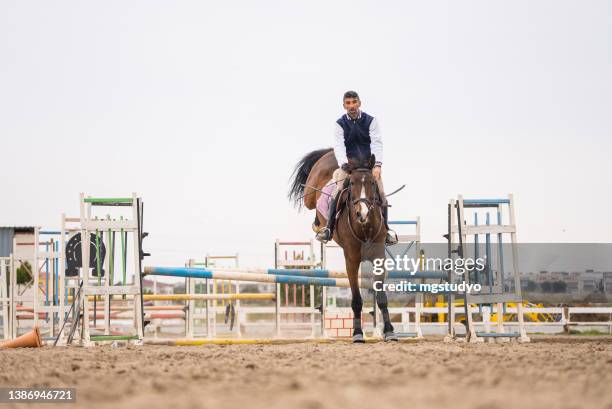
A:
343;97;361;118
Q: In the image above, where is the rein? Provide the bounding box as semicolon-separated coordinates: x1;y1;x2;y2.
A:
296;177;349;202
346;206;384;245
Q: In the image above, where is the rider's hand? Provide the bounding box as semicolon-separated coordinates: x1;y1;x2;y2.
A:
373;165;382;180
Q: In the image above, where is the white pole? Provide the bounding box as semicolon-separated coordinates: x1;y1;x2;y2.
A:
33;227;40;331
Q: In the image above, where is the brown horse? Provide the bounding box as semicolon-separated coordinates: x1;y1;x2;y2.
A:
289;148;397;342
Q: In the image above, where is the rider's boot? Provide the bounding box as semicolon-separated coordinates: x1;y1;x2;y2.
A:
316;193;339;243
383;205;398;245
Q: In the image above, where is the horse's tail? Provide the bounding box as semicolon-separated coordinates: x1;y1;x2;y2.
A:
288;148;333;208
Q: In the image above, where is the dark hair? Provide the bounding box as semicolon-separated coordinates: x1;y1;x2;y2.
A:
343;90;360;100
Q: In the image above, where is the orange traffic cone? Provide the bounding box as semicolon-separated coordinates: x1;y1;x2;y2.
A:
0;327;42;349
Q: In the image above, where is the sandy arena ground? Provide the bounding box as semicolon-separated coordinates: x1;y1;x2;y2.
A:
1;336;611;409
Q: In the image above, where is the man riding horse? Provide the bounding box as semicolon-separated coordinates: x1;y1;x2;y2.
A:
288;91;399;342
315;91;398;246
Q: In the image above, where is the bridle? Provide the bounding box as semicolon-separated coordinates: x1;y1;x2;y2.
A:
343;167;385;245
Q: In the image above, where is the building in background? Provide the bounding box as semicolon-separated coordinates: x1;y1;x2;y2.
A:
0;227;35;258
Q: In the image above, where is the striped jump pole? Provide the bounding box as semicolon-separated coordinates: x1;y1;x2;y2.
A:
143;267;364;289
143;293;275;301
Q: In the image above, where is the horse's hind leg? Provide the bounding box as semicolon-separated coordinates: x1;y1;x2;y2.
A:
375;281;398;342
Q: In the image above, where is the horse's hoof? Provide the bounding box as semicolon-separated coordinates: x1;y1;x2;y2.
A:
352;333;365;343
384;332;399;342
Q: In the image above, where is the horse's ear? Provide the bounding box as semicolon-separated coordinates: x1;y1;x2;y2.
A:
368;155;376;169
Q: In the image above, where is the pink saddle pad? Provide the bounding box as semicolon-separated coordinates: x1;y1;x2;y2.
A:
316;182;337;220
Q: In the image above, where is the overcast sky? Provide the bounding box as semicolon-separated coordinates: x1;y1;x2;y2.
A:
1;1;611;270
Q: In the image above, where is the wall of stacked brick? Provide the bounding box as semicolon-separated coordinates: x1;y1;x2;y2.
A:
324;312;365;337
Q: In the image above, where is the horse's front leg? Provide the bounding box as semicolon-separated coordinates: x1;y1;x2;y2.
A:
374;283;398;341
345;254;364;343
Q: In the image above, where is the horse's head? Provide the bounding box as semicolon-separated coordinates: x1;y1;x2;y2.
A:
346;155;380;224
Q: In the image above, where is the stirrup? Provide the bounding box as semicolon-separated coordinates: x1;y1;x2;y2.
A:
315;228;332;243
385;230;398;245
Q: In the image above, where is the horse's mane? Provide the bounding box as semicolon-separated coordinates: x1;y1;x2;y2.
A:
348;155;376;171
288;148;333;208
